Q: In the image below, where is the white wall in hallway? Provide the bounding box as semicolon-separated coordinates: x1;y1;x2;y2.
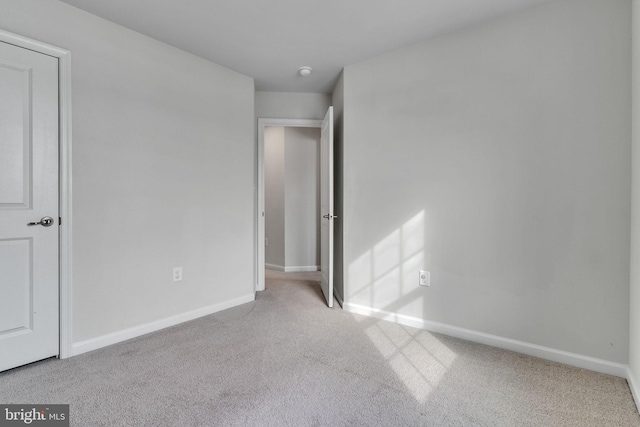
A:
284;127;320;270
265;126;286;267
264;126;320;271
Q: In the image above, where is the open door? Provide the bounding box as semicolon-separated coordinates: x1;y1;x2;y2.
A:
320;107;335;308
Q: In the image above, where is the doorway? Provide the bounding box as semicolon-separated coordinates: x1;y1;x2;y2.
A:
257;108;335;307
257;119;322;291
263;125;321;273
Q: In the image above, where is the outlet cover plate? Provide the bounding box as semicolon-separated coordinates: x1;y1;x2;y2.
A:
173;267;183;282
419;270;430;287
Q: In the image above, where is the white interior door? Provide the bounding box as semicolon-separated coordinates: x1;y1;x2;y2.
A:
0;41;59;372
320;107;334;308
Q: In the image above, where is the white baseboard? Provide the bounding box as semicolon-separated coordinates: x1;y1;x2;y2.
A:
265;263;319;272
284;265;319;272
627;367;640;412
72;293;255;356
343;302;628;378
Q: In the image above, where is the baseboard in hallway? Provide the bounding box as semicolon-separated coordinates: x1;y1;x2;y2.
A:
266;264;319;272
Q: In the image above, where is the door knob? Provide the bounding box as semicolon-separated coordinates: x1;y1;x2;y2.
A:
323;214;338;220
27;216;54;227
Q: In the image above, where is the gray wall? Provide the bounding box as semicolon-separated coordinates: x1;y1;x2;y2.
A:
284;127;320;269
332;72;345;303
264;126;320;270
342;0;631;363
0;0;255;343
255;91;332;120
631;0;640;390
264;126;286;267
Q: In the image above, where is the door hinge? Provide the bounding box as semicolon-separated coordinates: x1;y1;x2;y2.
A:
59;217;62;225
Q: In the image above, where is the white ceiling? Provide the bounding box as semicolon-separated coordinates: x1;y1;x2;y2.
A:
58;0;551;93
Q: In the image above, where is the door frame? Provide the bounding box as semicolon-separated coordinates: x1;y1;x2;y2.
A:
256;118;322;291
0;29;73;359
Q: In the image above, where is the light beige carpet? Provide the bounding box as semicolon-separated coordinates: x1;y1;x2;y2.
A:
0;270;638;426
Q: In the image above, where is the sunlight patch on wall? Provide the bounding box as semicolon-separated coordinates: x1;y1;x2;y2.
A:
348;210;427;315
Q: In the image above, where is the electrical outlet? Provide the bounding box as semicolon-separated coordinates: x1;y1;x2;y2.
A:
419;270;430;287
173;267;182;282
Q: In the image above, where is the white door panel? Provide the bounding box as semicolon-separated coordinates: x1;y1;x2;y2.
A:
0;63;30;207
0;41;59;372
0;239;31;333
320;107;334;308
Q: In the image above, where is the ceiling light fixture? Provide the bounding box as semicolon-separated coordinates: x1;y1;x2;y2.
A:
298;66;312;77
